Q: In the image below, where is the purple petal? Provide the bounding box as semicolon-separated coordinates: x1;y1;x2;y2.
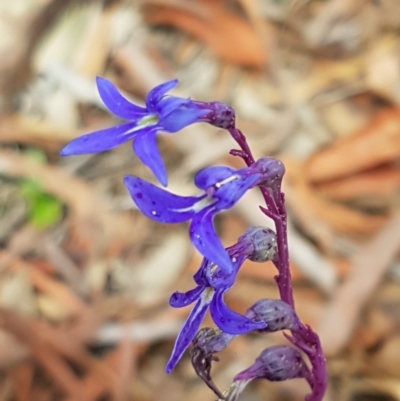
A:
210;291;266;334
156;96;191;118
159;107;210;133
60;122;137;156
146;80;178;112
193;259;211;286
165;296;211;373
124;176;201;223
189;209;233;275
169;285;204;308
96;77;147;120
194;166;236;190
133;130;167;186
214;173;261;209
206;255;246;290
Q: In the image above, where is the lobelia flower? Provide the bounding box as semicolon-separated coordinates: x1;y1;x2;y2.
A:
165;227;279;373
124;157;285;277
190;298;299;396
166;256;261;373
60;77;236;186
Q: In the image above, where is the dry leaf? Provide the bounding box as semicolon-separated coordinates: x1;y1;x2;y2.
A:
143;0;267;67
306;107;400;183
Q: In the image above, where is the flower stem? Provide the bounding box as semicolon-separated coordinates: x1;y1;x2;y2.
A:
228;127;328;401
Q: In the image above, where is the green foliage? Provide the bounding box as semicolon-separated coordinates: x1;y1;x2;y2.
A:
19;179;63;229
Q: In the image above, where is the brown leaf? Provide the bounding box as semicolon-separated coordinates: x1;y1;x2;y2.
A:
306;107;400;183
318;212;400;356
285;157;387;236
142;0;267;68
316;166;400;207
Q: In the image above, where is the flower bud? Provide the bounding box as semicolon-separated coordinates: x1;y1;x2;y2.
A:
245;298;299;332
234;345;311;383
253;157;285;189
238;226;277;263
191;328;232;399
208;101;235;129
193;327;235;354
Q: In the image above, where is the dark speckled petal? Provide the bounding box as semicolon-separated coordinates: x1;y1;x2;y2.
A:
124;176;201;223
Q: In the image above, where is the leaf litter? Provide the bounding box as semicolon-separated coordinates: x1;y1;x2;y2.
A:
1;0;400;400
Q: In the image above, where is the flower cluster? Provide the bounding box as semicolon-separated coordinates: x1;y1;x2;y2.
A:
61;78;327;401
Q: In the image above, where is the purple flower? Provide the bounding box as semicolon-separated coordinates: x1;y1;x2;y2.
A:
124;157;285;276
60;77;213;186
165;227;279;373
190;298;299;395
166;255;266;373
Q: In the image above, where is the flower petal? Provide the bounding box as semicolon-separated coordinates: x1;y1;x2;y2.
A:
206;255;246;290
133;130;168;186
165;294;212;373
96;77;147;120
189;209;233;275
193;259;211;286
210;291;266;334
194;166;236;190
146;80;178;112
159;107;210;133
215;173;261;209
169;285;204;308
60;122;137;156
124;176;201;223
156;96;191;118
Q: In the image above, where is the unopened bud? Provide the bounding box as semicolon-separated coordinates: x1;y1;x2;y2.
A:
238;226;277;263
253;157;285;189
193;327;235;354
208;101;235;129
245;298;299;332
234;345;311;383
191;328;233;399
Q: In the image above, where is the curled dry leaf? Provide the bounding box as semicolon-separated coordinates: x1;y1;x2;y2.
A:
305;107;400;183
316;166;400;208
284;157;387;236
142;0;267;68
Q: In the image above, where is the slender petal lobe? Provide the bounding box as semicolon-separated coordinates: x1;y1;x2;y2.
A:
60;122;137;156
133;130;168;186
146;80;178;112
96;77;147;119
189;209;232;275
166;296;211;373
169;286;205;308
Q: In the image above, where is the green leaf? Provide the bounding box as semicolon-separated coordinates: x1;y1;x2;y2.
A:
19;179;63;229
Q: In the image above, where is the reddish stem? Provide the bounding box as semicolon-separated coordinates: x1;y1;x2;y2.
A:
228;128;327;401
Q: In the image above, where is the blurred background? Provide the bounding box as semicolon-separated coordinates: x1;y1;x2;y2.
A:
1;0;400;400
